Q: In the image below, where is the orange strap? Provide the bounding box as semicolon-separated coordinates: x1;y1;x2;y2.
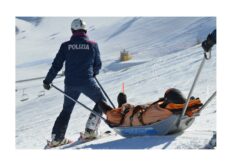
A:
165;99;203;117
165;99;202;110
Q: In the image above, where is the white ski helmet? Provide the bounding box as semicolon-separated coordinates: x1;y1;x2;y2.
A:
71;18;87;31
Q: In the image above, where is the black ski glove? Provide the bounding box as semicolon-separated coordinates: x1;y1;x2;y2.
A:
117;92;127;107
202;34;216;52
93;72;99;77
43;80;51;90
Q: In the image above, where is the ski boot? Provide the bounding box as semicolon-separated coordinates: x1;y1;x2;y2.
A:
45;138;73;149
79;128;98;141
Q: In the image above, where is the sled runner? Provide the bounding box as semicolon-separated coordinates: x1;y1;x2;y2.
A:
113;114;195;137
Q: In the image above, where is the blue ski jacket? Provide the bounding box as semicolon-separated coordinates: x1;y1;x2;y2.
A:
44;32;102;86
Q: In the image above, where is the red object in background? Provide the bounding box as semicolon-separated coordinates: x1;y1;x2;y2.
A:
122;82;125;93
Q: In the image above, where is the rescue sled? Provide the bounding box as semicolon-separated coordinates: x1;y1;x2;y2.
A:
112;53;216;137
113;93;215;137
51;51;216;137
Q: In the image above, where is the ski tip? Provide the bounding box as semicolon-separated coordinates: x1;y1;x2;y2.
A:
44;140;51;149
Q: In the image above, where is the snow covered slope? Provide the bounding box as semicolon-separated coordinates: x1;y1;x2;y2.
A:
16;17;216;149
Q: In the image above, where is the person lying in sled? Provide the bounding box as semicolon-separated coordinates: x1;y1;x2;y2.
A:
98;88;203;127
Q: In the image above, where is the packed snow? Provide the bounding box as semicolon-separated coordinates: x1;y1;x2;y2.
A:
16;17;216;149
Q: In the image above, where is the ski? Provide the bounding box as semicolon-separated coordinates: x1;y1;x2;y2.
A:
44;130;113;149
44;139;73;149
61;130;113;149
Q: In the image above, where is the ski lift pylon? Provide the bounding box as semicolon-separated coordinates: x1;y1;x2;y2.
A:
20;88;29;101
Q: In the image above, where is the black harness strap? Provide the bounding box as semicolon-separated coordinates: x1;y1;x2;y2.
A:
130;99;165;126
119;107;130;126
129;105;146;126
137;109;147;125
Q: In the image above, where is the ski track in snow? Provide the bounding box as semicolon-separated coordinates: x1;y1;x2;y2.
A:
16;17;216;149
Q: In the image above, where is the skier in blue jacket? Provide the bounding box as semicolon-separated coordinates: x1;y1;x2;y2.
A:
43;18;106;147
202;29;216;52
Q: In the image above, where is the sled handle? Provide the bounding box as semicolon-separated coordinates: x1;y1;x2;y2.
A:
177;52;210;127
200;91;216;111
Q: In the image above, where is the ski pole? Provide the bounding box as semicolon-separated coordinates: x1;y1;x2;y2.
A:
94;77;116;109
51;84;107;123
177;51;211;127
